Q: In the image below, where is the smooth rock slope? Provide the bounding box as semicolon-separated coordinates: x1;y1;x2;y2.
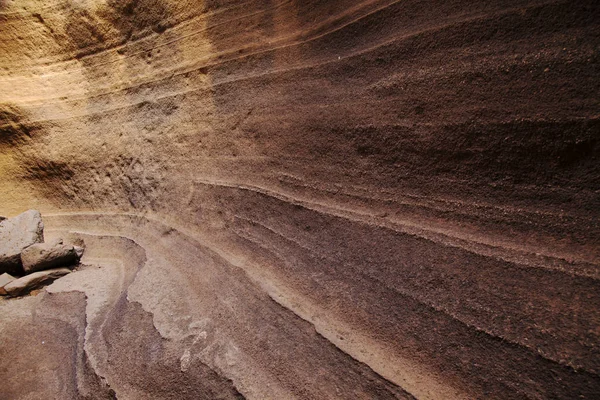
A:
0;0;599;399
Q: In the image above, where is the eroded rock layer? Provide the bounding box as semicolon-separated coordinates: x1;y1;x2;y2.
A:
0;0;599;399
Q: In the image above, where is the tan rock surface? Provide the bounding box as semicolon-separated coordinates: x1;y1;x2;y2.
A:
21;242;78;273
0;209;44;274
3;267;71;297
0;0;599;399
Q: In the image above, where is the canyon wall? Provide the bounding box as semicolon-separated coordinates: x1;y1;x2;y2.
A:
1;0;599;399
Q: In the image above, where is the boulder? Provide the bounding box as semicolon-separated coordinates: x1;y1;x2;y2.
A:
3;268;71;297
0;273;16;295
21;242;78;274
0;210;44;275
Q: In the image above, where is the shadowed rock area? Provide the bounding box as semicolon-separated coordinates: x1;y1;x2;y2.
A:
0;0;599;399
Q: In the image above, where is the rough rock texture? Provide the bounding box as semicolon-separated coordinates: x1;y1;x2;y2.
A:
21;242;78;273
0;272;16;295
0;1;599;399
74;245;85;259
3;267;71;297
0;209;43;274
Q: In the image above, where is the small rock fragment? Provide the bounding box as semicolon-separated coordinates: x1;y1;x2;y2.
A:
21;243;78;274
74;245;85;259
0;210;44;275
3;268;71;297
0;273;16;295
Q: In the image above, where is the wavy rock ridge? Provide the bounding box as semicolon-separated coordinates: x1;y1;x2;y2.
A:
0;0;599;399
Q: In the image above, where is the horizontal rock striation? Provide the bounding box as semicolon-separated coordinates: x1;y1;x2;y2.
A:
0;0;599;399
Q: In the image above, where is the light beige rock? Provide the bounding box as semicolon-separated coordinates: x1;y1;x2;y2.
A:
0;273;16;295
0;210;44;275
74;246;85;259
3;268;71;297
21;243;78;274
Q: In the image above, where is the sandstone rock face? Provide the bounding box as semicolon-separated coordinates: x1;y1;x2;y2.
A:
0;210;44;274
21;242;78;274
0;0;599;399
3;268;71;297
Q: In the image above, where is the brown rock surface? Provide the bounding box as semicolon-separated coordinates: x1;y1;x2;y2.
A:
0;272;16;295
21;242;78;273
0;0;599;399
3;267;71;297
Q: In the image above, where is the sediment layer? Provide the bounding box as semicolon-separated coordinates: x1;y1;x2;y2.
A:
0;1;599;398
